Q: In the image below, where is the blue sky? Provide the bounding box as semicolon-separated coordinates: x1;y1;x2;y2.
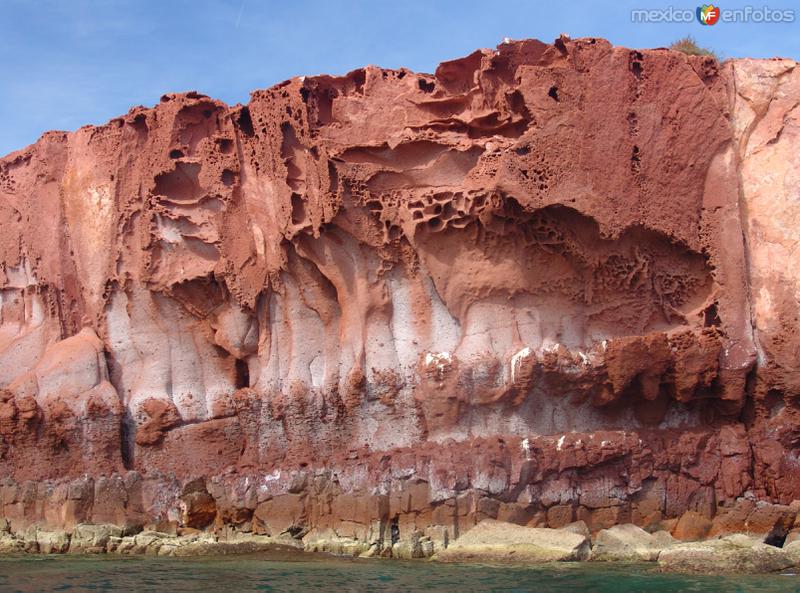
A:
1;0;798;156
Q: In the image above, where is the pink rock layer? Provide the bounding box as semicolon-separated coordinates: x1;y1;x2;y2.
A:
1;37;799;543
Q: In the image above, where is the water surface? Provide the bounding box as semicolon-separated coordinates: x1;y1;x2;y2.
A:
1;553;800;592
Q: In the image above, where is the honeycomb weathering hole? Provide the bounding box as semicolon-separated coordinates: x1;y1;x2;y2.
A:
153;162;202;202
291;193;307;225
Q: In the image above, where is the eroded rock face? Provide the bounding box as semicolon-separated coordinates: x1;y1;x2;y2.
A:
0;37;798;550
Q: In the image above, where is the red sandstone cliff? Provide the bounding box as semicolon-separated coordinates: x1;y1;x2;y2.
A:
1;37;799;549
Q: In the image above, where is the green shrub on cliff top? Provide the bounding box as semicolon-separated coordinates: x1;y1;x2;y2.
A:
670;36;719;60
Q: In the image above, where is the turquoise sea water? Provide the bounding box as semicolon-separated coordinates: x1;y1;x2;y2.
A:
1;554;800;593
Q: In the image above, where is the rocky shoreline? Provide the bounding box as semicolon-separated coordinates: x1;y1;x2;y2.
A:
4;464;800;574
4;516;800;574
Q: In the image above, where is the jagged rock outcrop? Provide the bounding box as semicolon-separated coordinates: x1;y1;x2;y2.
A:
1;36;799;555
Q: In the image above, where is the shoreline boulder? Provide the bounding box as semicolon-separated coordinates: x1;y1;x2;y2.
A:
657;535;794;573
591;524;675;562
433;519;590;563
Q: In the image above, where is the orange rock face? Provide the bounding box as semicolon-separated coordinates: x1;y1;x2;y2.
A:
0;37;798;543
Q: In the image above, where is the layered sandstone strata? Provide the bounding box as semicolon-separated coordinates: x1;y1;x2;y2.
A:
0;36;799;555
